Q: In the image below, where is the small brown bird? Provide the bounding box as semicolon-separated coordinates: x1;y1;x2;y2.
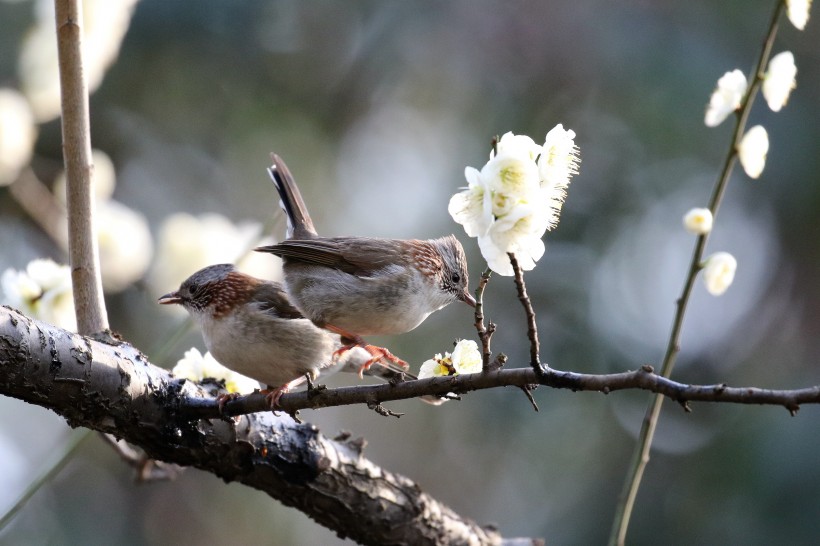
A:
255;154;476;369
158;264;416;407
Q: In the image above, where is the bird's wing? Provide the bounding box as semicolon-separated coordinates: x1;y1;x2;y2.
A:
259;238;408;276
250;282;305;319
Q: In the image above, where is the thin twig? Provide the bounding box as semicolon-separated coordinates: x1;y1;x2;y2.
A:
609;4;785;545
98;434;184;482
171;362;820;420
508;253;542;377
474;268;495;371
55;0;108;334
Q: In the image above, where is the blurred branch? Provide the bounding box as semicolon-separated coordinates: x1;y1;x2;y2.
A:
55;0;108;334
8;168;68;248
609;3;786;545
0;307;520;546
0;429;90;531
98;434;185;482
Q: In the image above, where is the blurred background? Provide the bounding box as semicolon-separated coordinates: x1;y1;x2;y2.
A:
1;0;819;544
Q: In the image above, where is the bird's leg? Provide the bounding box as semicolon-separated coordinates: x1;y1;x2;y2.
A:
261;375;308;409
325;324;409;378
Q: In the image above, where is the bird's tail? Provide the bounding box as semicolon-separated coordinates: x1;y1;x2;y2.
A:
268;153;318;239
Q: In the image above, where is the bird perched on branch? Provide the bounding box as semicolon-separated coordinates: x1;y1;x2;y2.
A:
158;264;417;407
255;153;476;371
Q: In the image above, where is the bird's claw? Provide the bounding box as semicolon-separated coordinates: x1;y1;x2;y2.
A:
357;345;409;378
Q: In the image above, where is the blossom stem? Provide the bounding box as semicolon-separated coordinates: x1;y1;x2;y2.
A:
508;253;542;376
474;268;495;371
608;3;785;545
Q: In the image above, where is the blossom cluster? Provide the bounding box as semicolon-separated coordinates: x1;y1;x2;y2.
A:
449;126;580;276
172;347;260;394
419;339;482;379
1;259;76;331
690;2;811;297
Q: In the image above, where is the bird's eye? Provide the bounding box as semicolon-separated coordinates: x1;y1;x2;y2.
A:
451;272;461;284
187;283;199;294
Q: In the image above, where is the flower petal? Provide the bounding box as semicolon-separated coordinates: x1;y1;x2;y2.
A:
762;51;797;112
738;125;769;179
702;252;737;296
704;70;747;127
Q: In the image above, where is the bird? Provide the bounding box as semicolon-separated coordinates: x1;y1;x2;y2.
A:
254;153;476;371
158;263;419;408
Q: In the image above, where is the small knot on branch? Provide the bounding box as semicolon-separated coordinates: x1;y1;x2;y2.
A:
367;401;404;418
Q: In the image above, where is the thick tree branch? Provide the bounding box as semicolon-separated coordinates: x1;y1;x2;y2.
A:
0;307;527;546
3;305;818;542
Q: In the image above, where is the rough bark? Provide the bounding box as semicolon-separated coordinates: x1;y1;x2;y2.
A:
0;306;513;546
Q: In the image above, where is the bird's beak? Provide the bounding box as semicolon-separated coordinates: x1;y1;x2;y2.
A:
461;290;477;308
158;291;182;305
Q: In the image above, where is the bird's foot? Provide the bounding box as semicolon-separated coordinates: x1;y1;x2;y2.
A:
358;345;409;378
216;392;240;414
325;325;408;378
261;384;291;409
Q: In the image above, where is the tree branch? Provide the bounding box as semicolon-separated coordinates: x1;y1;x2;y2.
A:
0;306;526;545
55;0;108;334
609;4;787;544
508;254;541;376
3;305;817;540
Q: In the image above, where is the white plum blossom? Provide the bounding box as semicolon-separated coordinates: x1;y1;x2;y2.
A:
0;89;37;186
20;0;140;121
539;125;580;197
683;208;713;235
53;149;153;292
418;339;482;378
418;354;451;379
786;0;812;30
762;51;797;112
704;70;747;127
484;148;541;213
477;204;547;276
448;167;493;237
492;131;542;161
1;259;76;330
96;200;153;293
450;339;482;374
738;125;769;179
172;347;260;394
702;252;737;296
450;125;580;276
150;213;280;300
